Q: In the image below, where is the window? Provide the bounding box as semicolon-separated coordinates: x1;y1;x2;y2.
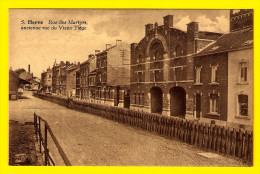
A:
211;64;218;83
209;94;219;114
240;62;247;83
154;70;160;82
97;73;102;82
155;51;162;61
137;55;142;64
137;72;143;82
175;45;183;57
141;93;144;106
195;67;202;84
238;94;248;116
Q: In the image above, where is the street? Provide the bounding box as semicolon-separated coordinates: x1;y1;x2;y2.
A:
9;91;248;166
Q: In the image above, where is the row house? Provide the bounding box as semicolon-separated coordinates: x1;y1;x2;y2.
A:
66;63;80;97
52;60;72;95
40;67;52;94
88;53;97;102
130;15;222;118
79;54;95;100
91;41;131;108
192;9;253;130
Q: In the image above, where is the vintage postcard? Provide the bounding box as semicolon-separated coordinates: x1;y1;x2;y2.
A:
7;8;254;167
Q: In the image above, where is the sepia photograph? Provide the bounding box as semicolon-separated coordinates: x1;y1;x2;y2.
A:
8;9;253;166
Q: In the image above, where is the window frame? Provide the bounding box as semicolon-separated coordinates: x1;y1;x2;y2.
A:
239;62;248;83
209;93;219;115
210;64;219;84
237;93;249;117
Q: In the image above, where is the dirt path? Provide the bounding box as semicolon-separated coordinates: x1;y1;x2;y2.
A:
9;120;42;166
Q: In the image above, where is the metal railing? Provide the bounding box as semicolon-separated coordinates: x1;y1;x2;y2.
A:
34;112;72;166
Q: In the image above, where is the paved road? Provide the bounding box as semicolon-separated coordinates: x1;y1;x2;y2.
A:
9;91;248;166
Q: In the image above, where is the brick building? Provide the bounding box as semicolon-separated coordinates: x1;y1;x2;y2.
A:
52;60;72;95
79;54;94;100
193;9;253;130
130;15;222;118
92;41;131;108
41;67;52;94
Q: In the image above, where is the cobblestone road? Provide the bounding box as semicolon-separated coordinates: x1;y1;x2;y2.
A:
9;91;249;166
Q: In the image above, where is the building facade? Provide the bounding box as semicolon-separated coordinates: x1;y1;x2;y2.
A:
52;61;72;95
41;67;52;94
66;64;80;97
193;9;253;130
92;41;131;108
130;15;222;118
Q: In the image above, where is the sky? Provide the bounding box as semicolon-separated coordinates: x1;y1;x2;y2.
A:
9;9;230;78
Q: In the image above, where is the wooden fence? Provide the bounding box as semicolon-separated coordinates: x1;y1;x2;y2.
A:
33;93;253;163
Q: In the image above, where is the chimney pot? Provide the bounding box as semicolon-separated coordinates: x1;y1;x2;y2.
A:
28;64;31;73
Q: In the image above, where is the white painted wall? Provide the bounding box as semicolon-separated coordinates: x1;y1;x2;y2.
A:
227;48;253;128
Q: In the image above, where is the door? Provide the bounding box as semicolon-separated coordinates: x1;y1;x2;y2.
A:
195;94;201;119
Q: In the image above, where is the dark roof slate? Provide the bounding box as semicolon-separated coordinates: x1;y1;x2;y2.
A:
196;28;253;56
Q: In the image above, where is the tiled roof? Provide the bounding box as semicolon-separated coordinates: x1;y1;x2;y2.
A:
196;28;253;56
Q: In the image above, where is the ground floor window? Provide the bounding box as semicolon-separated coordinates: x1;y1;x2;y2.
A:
238;94;248;116
209;94;219;113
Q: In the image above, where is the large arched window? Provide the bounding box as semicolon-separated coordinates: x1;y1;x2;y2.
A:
150;41;164;61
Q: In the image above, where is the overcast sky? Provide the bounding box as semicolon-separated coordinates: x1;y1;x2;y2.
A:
9;9;229;78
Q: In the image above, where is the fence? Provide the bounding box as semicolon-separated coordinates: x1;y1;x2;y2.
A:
34;112;72;166
33;93;253;163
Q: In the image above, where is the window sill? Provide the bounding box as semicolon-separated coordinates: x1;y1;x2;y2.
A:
236;82;249;85
209;82;219;85
235;115;250;120
207;113;220;116
194;83;203;86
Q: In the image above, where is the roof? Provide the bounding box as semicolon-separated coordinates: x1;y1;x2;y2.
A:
198;31;223;40
196;28;253;57
95;45;117;56
9;70;31;84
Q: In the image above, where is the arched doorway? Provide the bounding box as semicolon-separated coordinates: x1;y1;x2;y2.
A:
170;87;186;118
150;87;163;114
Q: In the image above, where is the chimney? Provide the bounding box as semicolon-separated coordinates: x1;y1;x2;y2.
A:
88;54;94;59
130;43;138;64
187;21;199;54
145;24;154;36
163;15;173;28
28;64;30;73
106;44;112;50
66;61;70;66
116;39;122;45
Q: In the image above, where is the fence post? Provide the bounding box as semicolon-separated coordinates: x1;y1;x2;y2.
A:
39;117;42;153
45;123;48;166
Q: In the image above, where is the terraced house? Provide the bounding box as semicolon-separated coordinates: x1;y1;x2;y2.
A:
193;9;253;130
93;41;131;108
130;15;222;118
